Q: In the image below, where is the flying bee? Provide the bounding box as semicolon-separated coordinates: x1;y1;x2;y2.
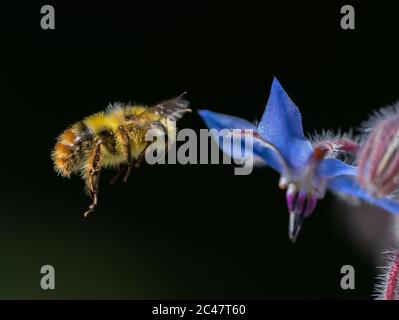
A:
52;94;191;217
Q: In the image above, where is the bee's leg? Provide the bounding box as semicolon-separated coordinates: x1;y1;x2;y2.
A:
84;189;99;218
123;162;133;184
110;165;125;185
116;126;133;184
83;141;103;218
134;151;146;168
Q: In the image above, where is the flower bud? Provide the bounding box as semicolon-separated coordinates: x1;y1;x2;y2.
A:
357;112;399;197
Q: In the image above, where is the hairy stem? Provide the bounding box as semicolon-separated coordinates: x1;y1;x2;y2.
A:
385;252;399;300
336;138;359;154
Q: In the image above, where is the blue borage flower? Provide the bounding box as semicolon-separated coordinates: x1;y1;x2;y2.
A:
198;78;399;242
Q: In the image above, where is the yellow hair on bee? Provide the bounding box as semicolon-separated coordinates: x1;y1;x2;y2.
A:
124;105;147;117
83;112;120;133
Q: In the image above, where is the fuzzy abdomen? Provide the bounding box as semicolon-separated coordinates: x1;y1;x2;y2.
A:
52;126;85;177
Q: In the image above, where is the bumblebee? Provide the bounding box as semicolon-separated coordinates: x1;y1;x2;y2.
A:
52;94;191;217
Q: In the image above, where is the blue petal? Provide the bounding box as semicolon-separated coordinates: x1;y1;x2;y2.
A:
257;78;313;168
251;138;285;172
198;110;285;172
221;132;285;172
316;158;357;179
198;109;254;130
328;175;399;214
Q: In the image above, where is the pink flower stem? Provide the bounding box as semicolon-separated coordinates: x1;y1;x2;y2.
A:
336;138;359;154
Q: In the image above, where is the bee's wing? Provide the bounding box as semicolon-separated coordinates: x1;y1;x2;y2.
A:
145;93;191;122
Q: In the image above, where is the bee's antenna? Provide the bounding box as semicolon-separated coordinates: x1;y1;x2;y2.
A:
175;91;188;99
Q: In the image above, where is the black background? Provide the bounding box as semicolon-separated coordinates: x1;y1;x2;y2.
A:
0;1;398;299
